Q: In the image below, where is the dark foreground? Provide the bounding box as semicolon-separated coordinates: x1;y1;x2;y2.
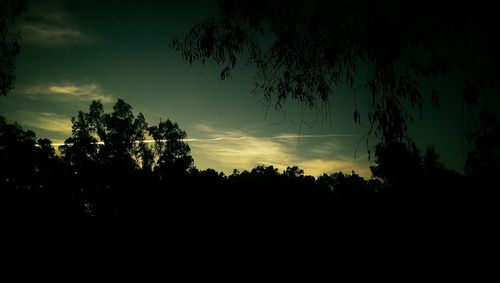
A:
3;173;492;272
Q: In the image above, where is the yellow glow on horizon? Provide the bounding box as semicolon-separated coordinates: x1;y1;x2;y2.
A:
20;112;72;135
46;124;371;178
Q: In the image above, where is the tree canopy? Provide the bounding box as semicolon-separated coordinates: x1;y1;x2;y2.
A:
464;112;500;178
171;0;498;144
1;98;492;268
61;99;194;177
0;0;27;96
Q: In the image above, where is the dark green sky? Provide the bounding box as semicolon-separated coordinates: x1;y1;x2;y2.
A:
0;0;474;176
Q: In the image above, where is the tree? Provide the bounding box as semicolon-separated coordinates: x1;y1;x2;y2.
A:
61;110;99;171
0;116;37;189
370;142;422;186
62;99;192;178
422;146;445;176
35;138;58;173
0;0;27;96
250;165;279;177
0;116;62;194
65;99;152;172
149;119;194;178
133;112;154;173
464;111;500;178
172;0;496;144
283;166;304;178
99;99;138;169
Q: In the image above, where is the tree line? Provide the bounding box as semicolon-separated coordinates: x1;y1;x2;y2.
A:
2;99;498;269
2;0;498;271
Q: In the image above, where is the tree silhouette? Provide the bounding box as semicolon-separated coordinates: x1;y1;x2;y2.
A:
61;110;99;171
283;165;304;179
0;116;37;190
100;100;135;168
0;0;27;97
34;138;60;186
2;99;487;269
250;164;279;177
422;146;445;177
464;111;500;178
104;101;147;175
62;99;155;172
61;99;193;182
370;142;422;187
149;119;193;179
133;113;154;173
172;0;495;143
0;118;63;191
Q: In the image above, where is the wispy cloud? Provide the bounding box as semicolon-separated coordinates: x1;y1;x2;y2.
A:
19;0;95;46
18;112;72;135
309;142;341;156
191;134;295;171
20;23;91;46
43;121;371;177
19;82;114;103
188;124;370;177
192;123;358;141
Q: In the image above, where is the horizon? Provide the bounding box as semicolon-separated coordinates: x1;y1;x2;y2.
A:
0;0;484;178
3;0;497;271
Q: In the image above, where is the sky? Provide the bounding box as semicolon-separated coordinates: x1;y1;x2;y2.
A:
0;0;477;177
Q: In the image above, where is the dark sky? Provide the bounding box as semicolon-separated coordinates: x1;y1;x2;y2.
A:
0;0;477;177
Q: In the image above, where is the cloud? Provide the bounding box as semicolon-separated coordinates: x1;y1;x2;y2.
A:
19;82;114;103
308;142;341;156
18;112;72;135
19;0;95;46
20;23;92;46
36;120;370;177
193;123;218;133
192;123;358;140
191;134;296;171
188;124;371;177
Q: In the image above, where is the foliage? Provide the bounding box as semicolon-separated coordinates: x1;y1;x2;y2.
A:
0;116;37;189
171;0;495;144
464;111;500;178
0;0;27;96
0;116;65;197
60;110;99;170
61;99;194;177
149;119;193;178
370;142;423;186
1;98;492;268
283;165;304;178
